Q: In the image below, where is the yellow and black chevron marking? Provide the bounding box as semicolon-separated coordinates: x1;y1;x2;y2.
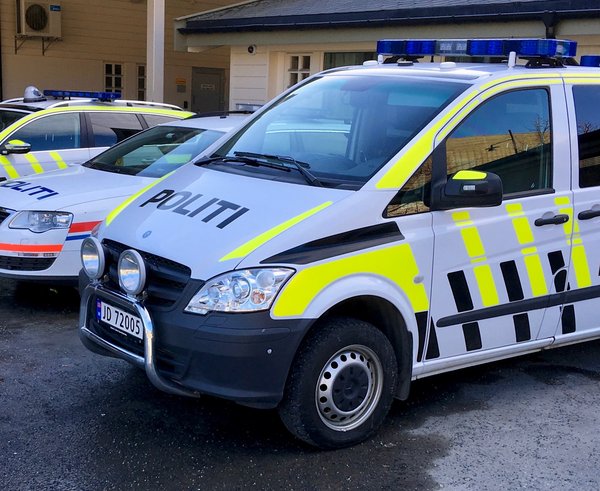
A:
446;270;482;351
415;311;440;362
547;250;576;335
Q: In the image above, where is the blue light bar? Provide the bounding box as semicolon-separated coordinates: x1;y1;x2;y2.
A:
43;89;122;101
580;55;600;67
376;38;578;59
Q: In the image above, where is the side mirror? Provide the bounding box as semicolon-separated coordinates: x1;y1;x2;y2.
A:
432;170;503;210
0;139;31;155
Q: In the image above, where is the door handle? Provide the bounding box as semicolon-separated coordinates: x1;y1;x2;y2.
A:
534;214;569;226
578;209;600;220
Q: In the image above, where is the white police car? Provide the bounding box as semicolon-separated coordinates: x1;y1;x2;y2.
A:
79;39;600;448
0;113;248;283
0;88;190;181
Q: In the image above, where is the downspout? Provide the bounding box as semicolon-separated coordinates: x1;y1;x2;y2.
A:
0;15;3;101
542;11;558;39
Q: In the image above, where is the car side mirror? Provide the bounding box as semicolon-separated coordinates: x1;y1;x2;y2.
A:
1;139;31;155
432;170;503;210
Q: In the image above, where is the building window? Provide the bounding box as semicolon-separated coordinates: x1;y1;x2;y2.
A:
137;65;146;101
105;63;123;94
323;52;377;70
288;55;311;87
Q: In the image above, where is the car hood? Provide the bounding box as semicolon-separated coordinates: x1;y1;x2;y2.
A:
0;165;153;211
101;164;351;280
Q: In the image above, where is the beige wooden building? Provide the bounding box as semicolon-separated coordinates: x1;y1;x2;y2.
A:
0;0;235;111
2;1;599;113
175;0;600;110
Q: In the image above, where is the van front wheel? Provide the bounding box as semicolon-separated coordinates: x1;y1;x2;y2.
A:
278;317;397;449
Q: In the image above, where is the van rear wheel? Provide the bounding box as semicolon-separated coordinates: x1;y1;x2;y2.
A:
278;317;397;449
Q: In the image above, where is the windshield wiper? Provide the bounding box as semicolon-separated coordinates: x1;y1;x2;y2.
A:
234;151;324;187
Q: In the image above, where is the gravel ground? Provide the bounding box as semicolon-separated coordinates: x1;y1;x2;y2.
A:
1;278;600;490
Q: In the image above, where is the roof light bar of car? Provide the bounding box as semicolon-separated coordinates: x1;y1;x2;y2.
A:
581;55;600;67
376;38;577;59
43;89;122;101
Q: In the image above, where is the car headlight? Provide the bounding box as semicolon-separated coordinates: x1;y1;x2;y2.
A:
185;268;294;314
9;210;73;233
81;237;105;280
118;249;147;295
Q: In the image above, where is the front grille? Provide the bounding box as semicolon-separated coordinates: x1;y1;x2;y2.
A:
102;239;191;309
0;255;55;271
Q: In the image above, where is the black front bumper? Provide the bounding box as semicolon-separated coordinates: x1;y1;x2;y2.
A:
79;283;313;408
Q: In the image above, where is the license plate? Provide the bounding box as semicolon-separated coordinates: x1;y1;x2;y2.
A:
96;299;143;340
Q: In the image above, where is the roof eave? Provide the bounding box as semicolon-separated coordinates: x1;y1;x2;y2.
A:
178;3;600;35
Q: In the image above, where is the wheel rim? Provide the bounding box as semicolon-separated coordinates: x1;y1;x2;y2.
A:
315;344;384;432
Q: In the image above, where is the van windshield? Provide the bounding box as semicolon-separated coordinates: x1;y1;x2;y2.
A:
212;74;468;188
84;125;225;178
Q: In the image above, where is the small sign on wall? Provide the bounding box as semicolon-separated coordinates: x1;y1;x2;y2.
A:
176;78;186;93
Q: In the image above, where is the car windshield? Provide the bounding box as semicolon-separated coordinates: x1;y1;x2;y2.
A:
212;74;468;189
84;124;225;178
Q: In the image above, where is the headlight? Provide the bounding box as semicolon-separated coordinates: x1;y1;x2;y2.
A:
185;268;294;314
118;249;147;295
81;237;105;280
9;210;73;233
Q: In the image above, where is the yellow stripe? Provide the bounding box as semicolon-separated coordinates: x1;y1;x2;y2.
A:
105;173;174;227
451;211;471;223
512;216;534;245
220;201;333;262
24;153;44;174
473;265;499;307
505;203;548;296
453;170;486;180
460;227;485;258
0;156;19;179
272;243;429;317
553;195;592;290
523;254;548;297
49;151;68;169
572;244;592;289
505;203;523;216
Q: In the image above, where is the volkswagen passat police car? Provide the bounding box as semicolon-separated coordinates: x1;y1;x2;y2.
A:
0;113;248;283
79;39;600;448
0;87;190;181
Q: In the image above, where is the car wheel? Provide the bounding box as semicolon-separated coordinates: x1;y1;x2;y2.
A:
278;317;398;449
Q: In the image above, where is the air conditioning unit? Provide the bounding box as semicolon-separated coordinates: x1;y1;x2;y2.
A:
16;0;61;38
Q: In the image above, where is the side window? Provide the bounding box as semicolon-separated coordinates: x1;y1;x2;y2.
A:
446;88;552;195
0;110;27;131
88;112;143;147
385;156;432;217
143;114;180;128
9;113;81;151
573;85;600;188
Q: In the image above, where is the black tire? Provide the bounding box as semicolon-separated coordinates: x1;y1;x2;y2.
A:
278;317;398;449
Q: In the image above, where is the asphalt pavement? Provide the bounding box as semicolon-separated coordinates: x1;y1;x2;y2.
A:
1;278;600;490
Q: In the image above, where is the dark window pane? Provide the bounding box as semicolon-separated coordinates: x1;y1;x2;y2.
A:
324;52;377;70
11;113;81;151
89;112;143;147
574;85;600;188
446;89;552;195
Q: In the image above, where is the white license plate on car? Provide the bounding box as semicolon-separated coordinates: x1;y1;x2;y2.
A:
96;300;143;340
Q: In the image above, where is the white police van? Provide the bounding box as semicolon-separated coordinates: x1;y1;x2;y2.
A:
0;114;247;283
79;38;600;448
